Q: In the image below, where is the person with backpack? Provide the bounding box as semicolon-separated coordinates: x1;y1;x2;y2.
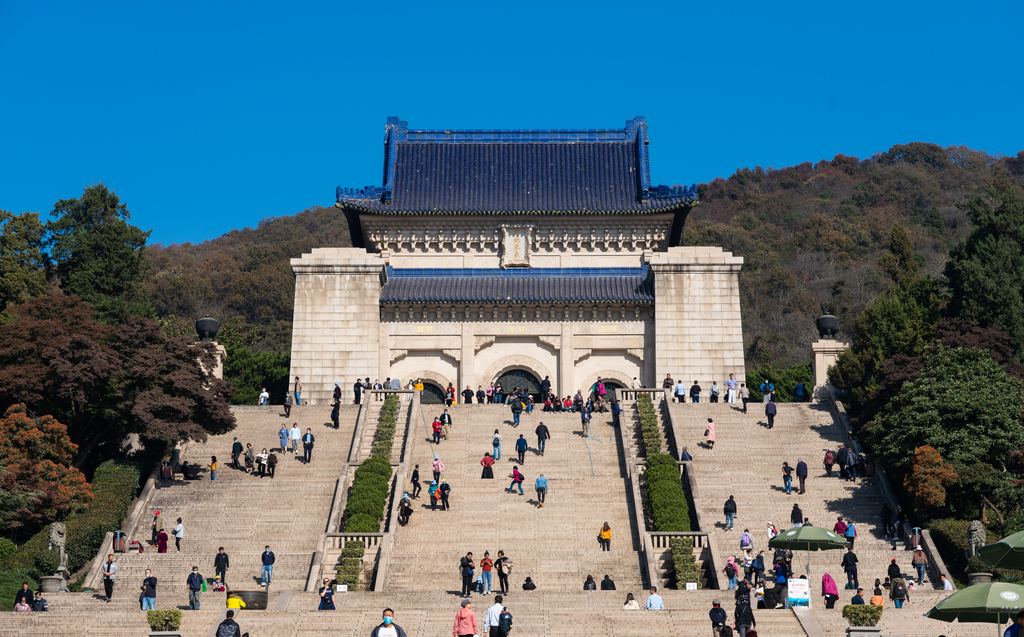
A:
507;467;524;495
497;606;513;634
492;430;502;460
723;556;739;590
494;551;513;594
371;608;407;637
760;380;774;403
841;546;859;589
911;545;929;583
889;577;908;608
740;529;753;551
510;397;523;427
215;609;241;637
484;595;506;637
723;496;737;531
823;449;836;477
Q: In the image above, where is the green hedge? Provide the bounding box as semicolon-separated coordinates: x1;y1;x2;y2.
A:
0;540;15;564
645;454;689;532
370;395;400;460
344;514;379;533
842;604;882;627
342;540;365;559
147;609;183;630
0;569;38;612
669;537;701;589
342;396;401;532
636;393;662;456
2;460;141;577
335;557;361;591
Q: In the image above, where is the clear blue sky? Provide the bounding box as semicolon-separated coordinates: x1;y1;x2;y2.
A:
2;1;1022;246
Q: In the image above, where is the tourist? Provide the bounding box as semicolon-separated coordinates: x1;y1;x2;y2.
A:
911;545;929;582
510;396;523;427
791;504;803;527
479;552;494;595
261;545;275;585
157;526;169;553
889;576;908;608
484;595;505;636
611;399;621;426
851;588;865;605
173;517;184;552
411;464;421;497
334;381;342;403
217;610;242;637
705;418;716;449
256;448;268;477
844;447;858;481
515;434;527;464
353;378;363;405
302;428;315;463
709;381;721;403
600;575;616;590
690;380;702;403
574;391;584;412
495;551;512;594
562;395;573;412
725;374;738;403
709;600;727;635
767;522;778;542
31;590;49;611
724;556;738;590
494;382;504;405
231;437;243;469
541;375;552;396
888;558;902;580
441;409;453;437
645;586;665;610
738;383;750;413
940;574;955;590
293;376;301;405
760;380;774;403
580;407;592;437
462;385;474;404
101;555;116;601
258;387;269;405
151;510;163;546
14;582;32;607
821;573;839;609
844;521;857;549
187;566;203;610
396;493;413;526
674;378;686;403
623;593;640;609
782;462;794;494
753;550;766;585
796;458;808;493
140;569;157;610
663;374;674;390
823;448;836;477
491;429;502;460
842;546;859;589
267;450;278;478
837;445;849;480
214;547;229;584
284;392;293;418
476;386;485;404
429;480;439;510
765;400;777;429
486;383;495;404
583;575;597;590
480;453;494;479
869;588;885;607
290;423;301;455
459;552;475;597
432;417;443;444
534;473;548;507
507;466;524;495
680;446;693;461
734;596;756;637
740;529;753;551
535;421;550;455
244;444;255;472
278;425;288;453
599;522;612;551
439;478;452;511
723;496;737;531
795;381;807;402
370;608;406;637
318;577;336;610
445;383;456;407
521;576;535;590
433;455;444;482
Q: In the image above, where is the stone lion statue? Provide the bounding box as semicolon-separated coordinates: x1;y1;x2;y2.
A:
968;520;986;557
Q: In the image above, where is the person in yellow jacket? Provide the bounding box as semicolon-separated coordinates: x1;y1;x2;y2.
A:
226;594;246;609
599;522;612;551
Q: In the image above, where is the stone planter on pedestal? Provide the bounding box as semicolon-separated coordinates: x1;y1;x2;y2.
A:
39;576;63;593
846;627;881;637
968;572;993;586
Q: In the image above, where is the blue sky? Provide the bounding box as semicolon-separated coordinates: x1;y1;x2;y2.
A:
2;0;1022;246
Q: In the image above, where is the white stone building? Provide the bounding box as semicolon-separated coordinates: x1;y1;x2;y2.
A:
289;117;745;404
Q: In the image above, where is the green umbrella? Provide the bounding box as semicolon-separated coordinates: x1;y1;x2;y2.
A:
978;530;1024;571
924;581;1024;636
768;525;849;576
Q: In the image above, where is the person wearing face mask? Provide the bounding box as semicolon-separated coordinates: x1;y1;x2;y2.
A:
371;608;407;637
186;566;203;610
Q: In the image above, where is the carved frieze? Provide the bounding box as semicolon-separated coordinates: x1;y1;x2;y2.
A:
539;335;561;351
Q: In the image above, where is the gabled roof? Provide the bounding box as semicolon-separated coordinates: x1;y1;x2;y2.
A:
336;116;698;215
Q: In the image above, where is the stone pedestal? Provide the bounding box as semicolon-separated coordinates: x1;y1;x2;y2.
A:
812;339;849;395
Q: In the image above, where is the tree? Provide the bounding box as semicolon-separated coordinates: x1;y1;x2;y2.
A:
877;224;919;290
903;446;957;509
868;347;1024;474
0;210;49;310
0;404;93;536
945;185;1024;357
48;183;152;324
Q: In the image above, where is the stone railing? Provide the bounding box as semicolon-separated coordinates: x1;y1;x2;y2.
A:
326;532;385;550
617;387;666;403
372;391;418;591
616;401;657;588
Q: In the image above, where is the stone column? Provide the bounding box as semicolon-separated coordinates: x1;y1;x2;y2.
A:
649;247;745;386
812;339;849;396
289;248;385;405
560;323;574;398
460;324;475;398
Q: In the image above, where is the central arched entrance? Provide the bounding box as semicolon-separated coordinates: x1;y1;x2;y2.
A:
495;369;542;400
420;382;445;404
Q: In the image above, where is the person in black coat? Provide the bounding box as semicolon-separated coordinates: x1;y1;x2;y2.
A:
600;575;616;590
765;400;778;429
540;376;551;396
14;582;32;606
709;601;727;633
302;429;315;463
796;459;808;494
353;380;363;405
462;386;474;404
791;504;803;527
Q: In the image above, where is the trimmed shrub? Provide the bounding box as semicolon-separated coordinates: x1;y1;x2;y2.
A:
335;557;361;591
342;540;365;559
636;393;662;456
344;513;380;533
370;395;401;460
146;609;183;630
645;454;690;532
929;519;971;586
842;604;882;627
355;456;393;481
33;550;59;575
0;569;38;612
670;537;700;589
2;460;140;576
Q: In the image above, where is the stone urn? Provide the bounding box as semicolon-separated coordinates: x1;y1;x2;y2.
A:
195;316;220;341
232;589;269;609
39;575;63;593
816;315;840;339
968;572;993;586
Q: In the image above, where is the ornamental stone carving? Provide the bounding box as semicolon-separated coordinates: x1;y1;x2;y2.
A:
539;335;561;351
475;336;496;352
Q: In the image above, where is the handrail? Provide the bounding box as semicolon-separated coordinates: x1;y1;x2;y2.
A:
618;399;657;589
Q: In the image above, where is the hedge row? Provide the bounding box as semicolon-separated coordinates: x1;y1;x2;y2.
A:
2;460;141;578
370;395;401;459
669;537;701;589
645;454;689;532
636;393;662;456
335;556;362;591
342;396;401;532
842;604;882;627
0;569;38;612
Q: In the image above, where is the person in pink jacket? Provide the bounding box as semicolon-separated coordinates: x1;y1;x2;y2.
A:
705;418;716;449
453;598;477;637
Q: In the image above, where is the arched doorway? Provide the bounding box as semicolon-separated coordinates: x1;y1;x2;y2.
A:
495;369;541;400
420;382;445;404
588;378;625;402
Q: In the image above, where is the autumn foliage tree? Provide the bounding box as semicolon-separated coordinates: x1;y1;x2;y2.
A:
0;404;92;537
904;446;958;509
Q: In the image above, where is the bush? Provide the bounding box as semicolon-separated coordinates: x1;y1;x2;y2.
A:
636;393;662;456
342;540;365;559
0;540;15;564
670;537;700;589
0;569;38;612
370;395;401;460
644;454;689;532
335;557;361;591
344;494;386;521
842;604;882;626
33;550;59;575
355;456;393;481
929;519;970;586
2;460;140;577
344;513;380;533
146;609;183;631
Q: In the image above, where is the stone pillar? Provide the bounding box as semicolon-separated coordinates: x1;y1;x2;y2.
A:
812;339;849;396
459;324;475;398
289;248;385;405
649;247;745;386
560;323;574;398
191;342;227;380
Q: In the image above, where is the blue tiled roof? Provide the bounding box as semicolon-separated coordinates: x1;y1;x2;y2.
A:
387;266;648;278
379;275;653;304
337;116;698;214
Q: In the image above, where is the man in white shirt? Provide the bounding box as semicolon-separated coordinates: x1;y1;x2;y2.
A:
646;586;665;610
724;374;738;403
484;595;506;637
940;574;955;590
631;377;642;389
289;424;301;455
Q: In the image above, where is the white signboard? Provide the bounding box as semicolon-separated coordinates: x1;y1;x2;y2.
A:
685;582;698;591
788;578;810;608
501;225;532;268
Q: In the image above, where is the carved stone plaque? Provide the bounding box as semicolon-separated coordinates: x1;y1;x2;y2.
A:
500;225;532;268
